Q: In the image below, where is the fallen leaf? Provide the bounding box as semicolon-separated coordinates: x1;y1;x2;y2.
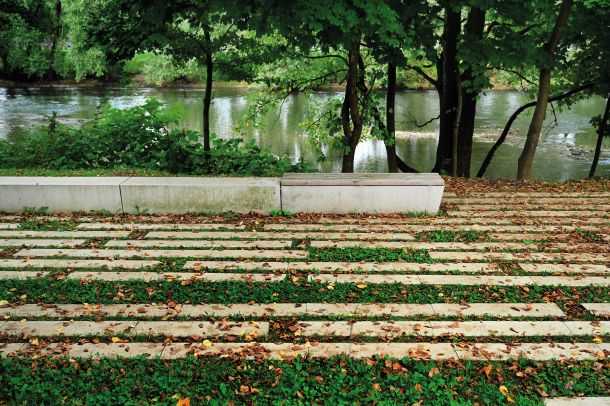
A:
356;284;367;289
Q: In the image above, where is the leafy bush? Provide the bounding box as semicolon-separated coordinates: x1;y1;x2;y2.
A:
0;98;314;176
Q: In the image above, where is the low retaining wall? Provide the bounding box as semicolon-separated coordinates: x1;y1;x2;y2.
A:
0;174;444;214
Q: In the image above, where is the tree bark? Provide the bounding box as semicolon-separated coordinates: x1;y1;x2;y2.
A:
589;97;610;178
456;7;485;177
340;41;363;173
46;0;62;79
476;82;594;178
517;0;574;179
385;61;398;172
203;30;213;152
433;6;461;173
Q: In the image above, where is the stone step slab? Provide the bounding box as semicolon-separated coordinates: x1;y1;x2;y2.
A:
0;271;49;280
0;239;87;247
543;397;610;405
1;321;136;337
145;231;416;241
582;303;610;316
183;260;497;273
104;239;292;249
444;197;610;205
298;321;586;337
310;240;536;251
2;342;607;360
453;342;606;361
0;224;20;230
519;264;609;274
66;272;287;283
429;251;610;262
448;210;609;218
0;259;160;269
0;302;564;319
76;223;246;230
0;230;131;238
132;321;269;337
429;303;565;317
14;248;308;259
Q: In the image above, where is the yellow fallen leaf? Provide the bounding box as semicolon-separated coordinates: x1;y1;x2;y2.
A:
499;386;509;395
202;339;212;347
593;336;603;343
111;337;121;343
356;284;367;289
0;300;9;307
176;397;190;406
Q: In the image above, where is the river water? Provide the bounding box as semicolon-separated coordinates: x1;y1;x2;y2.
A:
0;86;608;180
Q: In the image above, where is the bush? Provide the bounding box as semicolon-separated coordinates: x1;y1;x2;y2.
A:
0;98;315;176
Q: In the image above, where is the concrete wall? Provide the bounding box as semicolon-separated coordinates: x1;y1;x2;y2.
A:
0;174;444;214
120;177;280;214
0;177;126;213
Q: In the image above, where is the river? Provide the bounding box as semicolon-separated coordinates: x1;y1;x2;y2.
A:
0;86;608;180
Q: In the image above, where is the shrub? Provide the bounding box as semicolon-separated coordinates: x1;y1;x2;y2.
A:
0;98;315;177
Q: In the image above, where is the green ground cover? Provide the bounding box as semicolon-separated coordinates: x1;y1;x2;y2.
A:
1;357;607;405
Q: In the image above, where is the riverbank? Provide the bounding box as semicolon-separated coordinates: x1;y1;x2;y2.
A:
0;77;513;91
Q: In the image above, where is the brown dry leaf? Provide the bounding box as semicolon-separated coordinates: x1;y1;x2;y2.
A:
481;364;493;380
428;367;440;377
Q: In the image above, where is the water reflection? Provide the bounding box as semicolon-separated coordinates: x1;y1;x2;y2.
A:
0;86;607;180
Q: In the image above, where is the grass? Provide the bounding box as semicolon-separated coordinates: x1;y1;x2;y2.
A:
1;279;609;308
415;230;491;243
307;247;432;262
17;218;78;231
0;357;607;405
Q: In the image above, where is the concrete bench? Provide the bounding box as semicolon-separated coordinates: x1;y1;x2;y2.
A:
120;177;280;214
280;173;444;214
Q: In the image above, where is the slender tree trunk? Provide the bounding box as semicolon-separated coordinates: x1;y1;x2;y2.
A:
476;82;594;178
517;0;573;179
46;0;62;79
433;6;461;173
202;30;213;152
340;41;362;173
385;61;398;172
589;97;610;178
456;7;485;177
451;69;462;177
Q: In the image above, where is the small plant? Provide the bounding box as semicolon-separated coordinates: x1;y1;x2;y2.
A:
134;205;150;215
22;206;49;215
198;210;219;216
269;210;294;217
415;230;490;243
574;228;603;242
222;211;239;218
307;246;431;263
400;211;432;218
18;219;76;231
90;209;113;216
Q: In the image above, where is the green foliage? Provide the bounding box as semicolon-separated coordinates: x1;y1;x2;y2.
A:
0;357;608;405
307;247;431;263
18;219;76;231
0;98;315;176
415;230;491;243
269;210;295;217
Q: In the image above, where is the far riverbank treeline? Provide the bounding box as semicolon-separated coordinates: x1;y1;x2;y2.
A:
1;0;608;179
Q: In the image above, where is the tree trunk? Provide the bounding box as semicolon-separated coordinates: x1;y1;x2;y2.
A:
451;69;462;177
46;0;62;79
589;97;610;178
517;0;573;179
456;7;485;177
433;6;461;173
340;41;362;173
476;82;594;177
385;61;398;172
203;30;213;152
